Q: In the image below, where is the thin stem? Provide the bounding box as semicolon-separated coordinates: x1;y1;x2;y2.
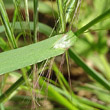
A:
33;0;39;107
33;0;38;42
65;51;71;91
24;0;30;23
24;0;31;36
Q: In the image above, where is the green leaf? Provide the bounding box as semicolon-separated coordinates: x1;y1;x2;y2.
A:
0;0;17;48
65;0;80;23
0;31;76;75
68;49;110;90
57;0;66;32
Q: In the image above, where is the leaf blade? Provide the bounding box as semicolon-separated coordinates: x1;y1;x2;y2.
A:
69;49;110;90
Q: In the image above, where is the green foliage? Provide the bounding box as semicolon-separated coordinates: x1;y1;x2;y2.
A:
0;0;17;48
0;0;110;110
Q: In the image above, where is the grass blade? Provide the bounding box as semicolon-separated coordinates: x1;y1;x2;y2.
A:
75;9;110;36
65;0;79;23
68;49;110;90
57;0;66;33
0;31;76;75
0;0;17;48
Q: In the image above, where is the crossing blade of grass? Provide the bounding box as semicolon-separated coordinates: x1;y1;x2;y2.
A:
0;22;55;37
0;31;76;75
0;0;17;49
69;49;110;90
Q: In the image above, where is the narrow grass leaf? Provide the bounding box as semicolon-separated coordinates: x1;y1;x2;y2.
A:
0;0;17;48
65;0;79;23
75;9;110;36
57;0;66;32
69;49;110;90
33;0;38;42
